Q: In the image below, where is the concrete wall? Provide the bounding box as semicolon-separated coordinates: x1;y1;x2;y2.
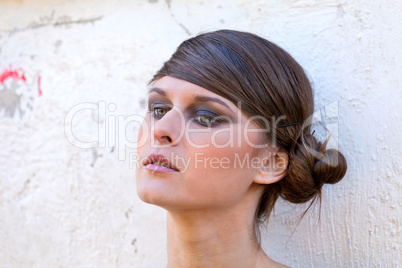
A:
0;0;400;267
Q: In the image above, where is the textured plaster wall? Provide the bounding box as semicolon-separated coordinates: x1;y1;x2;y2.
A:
0;0;400;267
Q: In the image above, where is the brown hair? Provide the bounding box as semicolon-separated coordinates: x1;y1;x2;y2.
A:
150;29;347;222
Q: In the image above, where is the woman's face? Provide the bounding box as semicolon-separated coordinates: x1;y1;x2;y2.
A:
136;76;269;210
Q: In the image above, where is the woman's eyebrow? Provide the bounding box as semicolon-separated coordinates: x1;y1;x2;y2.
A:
149;87;166;96
149;87;234;113
194;96;234;113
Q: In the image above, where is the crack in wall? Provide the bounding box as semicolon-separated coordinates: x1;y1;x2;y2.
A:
165;0;191;36
1;10;103;35
90;148;103;167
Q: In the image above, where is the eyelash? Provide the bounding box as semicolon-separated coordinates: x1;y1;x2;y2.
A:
192;111;222;126
148;105;224;127
152;107;169;118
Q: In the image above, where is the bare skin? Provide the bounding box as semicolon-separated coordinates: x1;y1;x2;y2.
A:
166;185;288;268
136;76;290;267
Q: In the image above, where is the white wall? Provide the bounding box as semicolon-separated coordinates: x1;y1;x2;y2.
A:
0;0;400;267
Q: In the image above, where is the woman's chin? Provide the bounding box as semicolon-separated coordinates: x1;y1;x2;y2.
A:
137;187;163;205
136;186;178;210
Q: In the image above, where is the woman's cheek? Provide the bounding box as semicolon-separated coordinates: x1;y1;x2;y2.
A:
136;116;151;149
210;127;235;148
185;128;214;148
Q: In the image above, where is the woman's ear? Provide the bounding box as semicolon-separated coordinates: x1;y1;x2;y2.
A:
253;148;289;185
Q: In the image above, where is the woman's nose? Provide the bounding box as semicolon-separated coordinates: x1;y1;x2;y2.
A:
151;107;184;146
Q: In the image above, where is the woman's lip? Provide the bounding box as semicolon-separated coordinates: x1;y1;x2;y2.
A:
144;164;179;173
142;153;180;172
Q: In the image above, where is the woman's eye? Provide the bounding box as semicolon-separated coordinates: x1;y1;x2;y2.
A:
195;115;214;124
153;107;168;117
193;111;223;127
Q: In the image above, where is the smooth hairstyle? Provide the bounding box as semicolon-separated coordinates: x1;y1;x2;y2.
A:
150;29;347;223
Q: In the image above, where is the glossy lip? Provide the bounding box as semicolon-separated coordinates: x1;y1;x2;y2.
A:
142;153;180;173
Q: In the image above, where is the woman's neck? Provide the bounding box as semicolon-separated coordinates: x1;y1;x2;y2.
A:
166;207;276;268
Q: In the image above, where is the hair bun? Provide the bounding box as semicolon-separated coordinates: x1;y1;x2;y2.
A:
281;133;347;205
313;148;347;186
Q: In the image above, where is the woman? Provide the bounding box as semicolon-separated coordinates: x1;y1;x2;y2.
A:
136;30;347;267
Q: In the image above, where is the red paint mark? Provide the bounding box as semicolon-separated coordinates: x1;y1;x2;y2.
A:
37;76;42;96
0;68;42;97
0;68;26;84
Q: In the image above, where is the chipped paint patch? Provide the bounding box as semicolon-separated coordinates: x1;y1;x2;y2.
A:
0;68;41;121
